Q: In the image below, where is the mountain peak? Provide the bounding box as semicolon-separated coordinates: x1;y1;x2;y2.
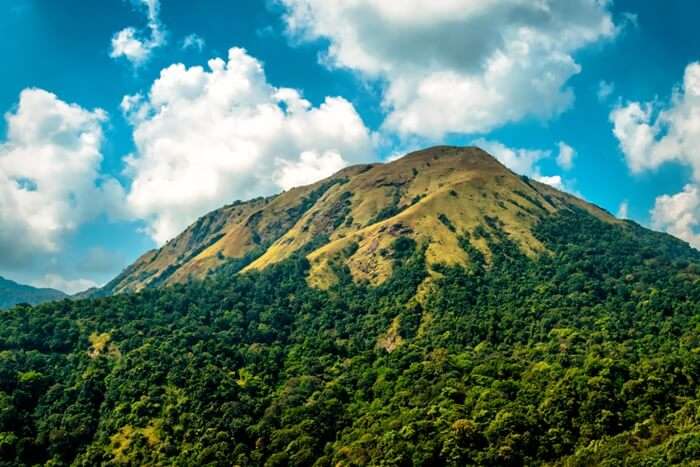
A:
400;145;490;159
103;146;616;294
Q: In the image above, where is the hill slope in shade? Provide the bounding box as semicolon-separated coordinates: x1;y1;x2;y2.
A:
105;146;618;294
0;276;66;308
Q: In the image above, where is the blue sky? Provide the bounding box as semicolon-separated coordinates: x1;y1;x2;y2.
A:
2;0;700;292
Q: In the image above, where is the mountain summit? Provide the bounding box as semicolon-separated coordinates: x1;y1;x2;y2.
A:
105;146;616;294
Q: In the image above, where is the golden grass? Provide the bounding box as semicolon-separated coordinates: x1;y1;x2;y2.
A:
114;146;623;293
304;158;556;288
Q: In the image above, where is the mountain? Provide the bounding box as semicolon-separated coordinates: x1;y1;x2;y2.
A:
0;276;66;308
1;146;700;466
105;146;616;294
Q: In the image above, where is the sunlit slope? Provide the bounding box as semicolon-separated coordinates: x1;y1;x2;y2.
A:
104;164;373;293
107;146;618;293
246;146;617;287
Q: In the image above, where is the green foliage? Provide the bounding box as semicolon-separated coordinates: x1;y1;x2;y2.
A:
1;208;700;465
437;213;456;232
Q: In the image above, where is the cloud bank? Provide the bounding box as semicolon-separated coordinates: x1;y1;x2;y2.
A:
281;0;616;138
0;89;123;269
1;45;375;288
611;62;700;177
612;62;700;247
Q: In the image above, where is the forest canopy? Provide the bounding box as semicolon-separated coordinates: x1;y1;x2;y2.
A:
0;208;699;466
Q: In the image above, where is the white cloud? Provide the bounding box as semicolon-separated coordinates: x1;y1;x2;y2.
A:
613;62;700;248
182;33;205;52
597;80;615;101
651;184;700;248
535;175;565;191
616;200;629;219
122;47;374;244
277;150;347;190
474;138;548;176
111;28;150;65
281;0;617;138
111;0;166;66
556;141;576;170
0;89;124;269
32;274;98;295
611;62;700;177
473;138;566;190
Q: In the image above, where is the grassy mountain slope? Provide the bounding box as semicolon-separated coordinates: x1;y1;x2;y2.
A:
107;146;619;294
103;164;369;294
0;276;66;308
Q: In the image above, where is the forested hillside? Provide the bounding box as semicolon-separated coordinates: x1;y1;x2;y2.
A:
1;207;699;466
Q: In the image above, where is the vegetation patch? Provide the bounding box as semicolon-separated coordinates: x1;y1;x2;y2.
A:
376;316;403;352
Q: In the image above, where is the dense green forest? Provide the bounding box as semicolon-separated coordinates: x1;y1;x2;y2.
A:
1;208;700;466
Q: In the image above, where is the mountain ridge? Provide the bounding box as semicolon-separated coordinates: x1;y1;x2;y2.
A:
0;276;66;308
102;146;632;295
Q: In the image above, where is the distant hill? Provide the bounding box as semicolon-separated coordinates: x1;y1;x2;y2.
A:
0;276;66;308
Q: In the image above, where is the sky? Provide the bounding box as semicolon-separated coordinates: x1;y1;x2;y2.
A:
1;0;700;293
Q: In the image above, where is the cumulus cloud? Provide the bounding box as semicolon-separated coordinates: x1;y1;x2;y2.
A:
111;0;166;66
474;138;548;175
0;89;124;269
611;62;700;177
281;0;617;138
651;184;700;248
611;62;700;247
556;141;576;170
473;138;565;190
181;33;205;52
122;47;374;244
277;150;347;190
